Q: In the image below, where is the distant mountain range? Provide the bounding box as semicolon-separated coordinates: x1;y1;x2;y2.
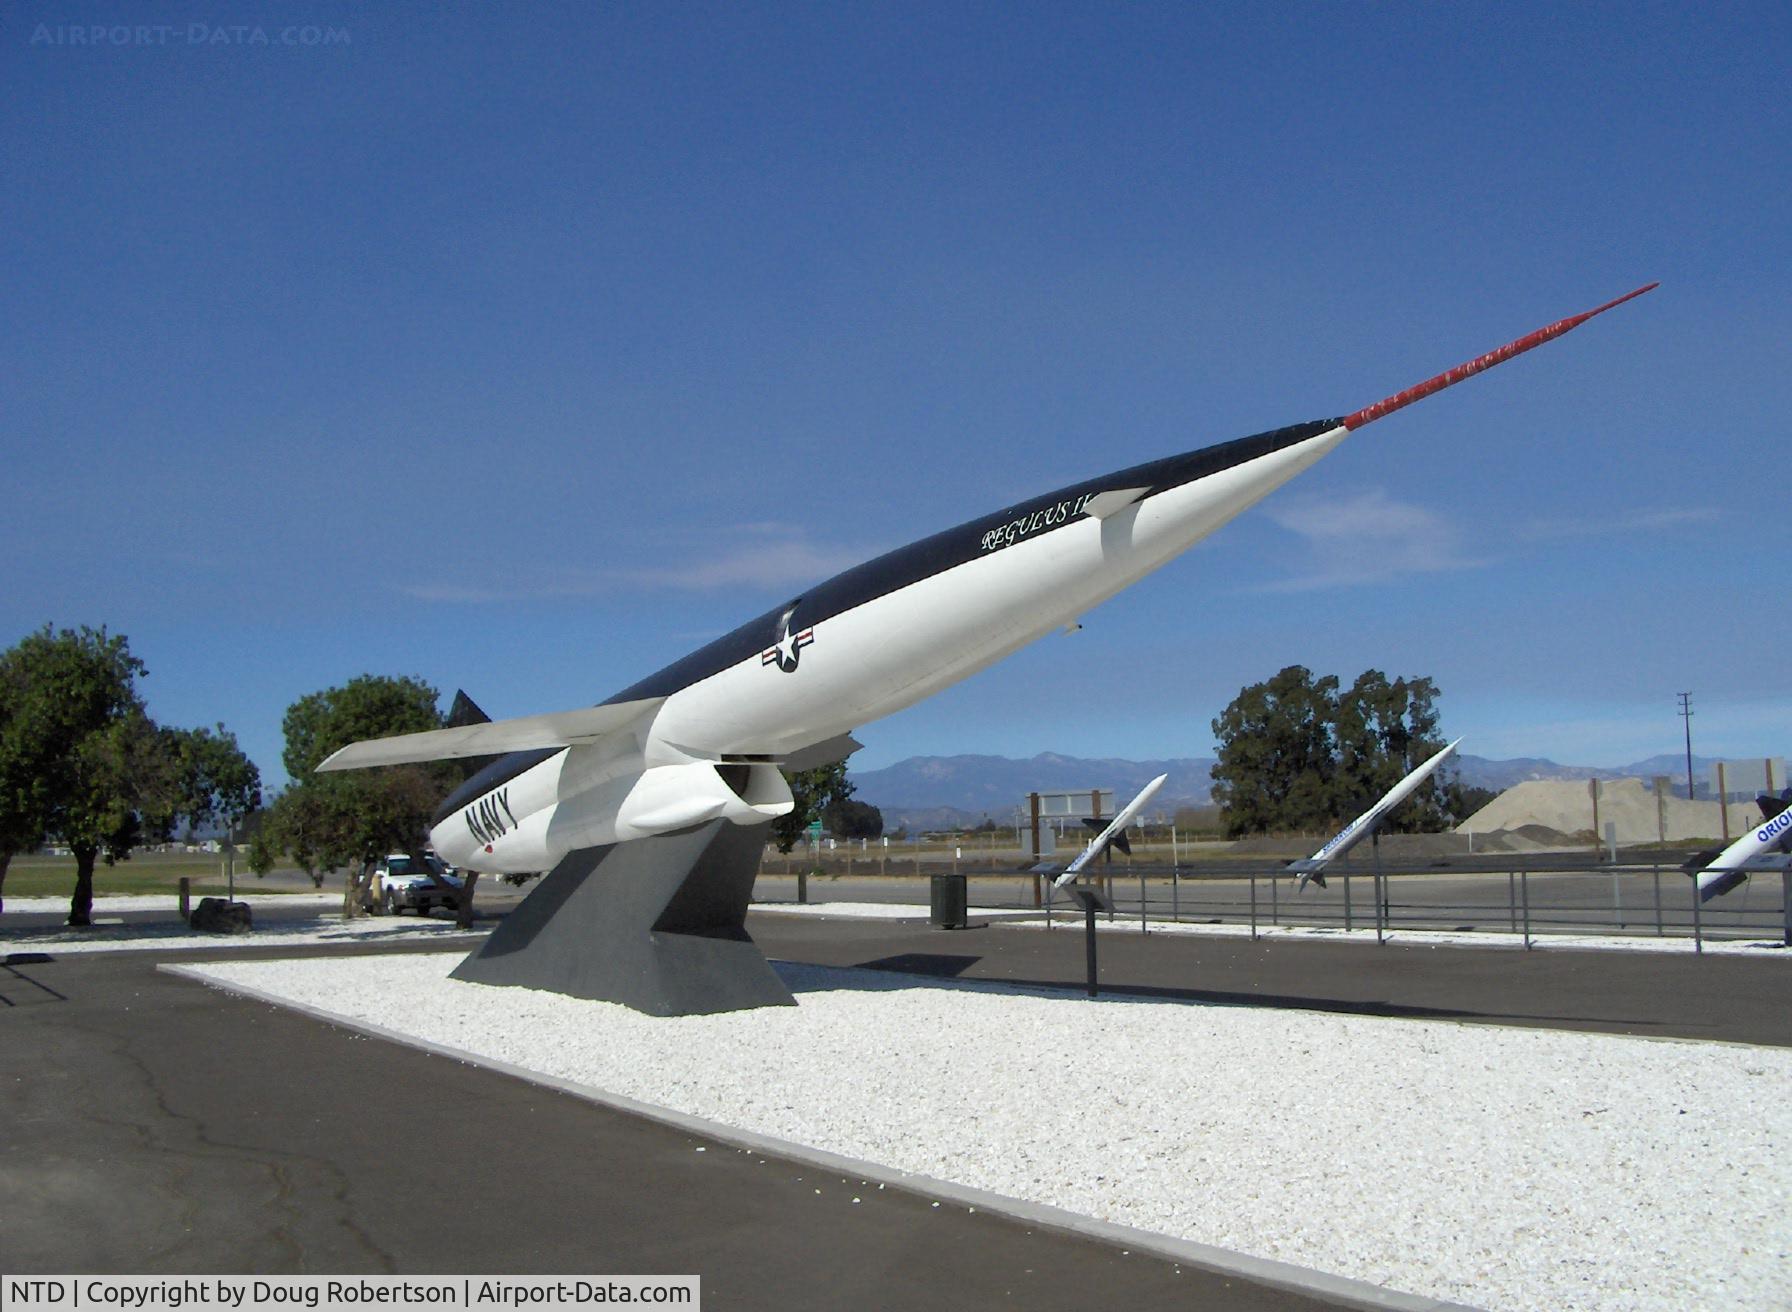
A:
849;750;1734;831
1453;753;1719;792
849;753;1218;832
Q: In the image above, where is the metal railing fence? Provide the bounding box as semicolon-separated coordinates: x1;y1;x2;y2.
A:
753;855;1792;950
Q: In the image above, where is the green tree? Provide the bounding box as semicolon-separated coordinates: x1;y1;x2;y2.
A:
58;710;173;924
770;760;855;854
1211;665;1461;839
1209;666;1340;837
825;797;883;840
1332;671;1448;832
250;675;471;922
1441;781;1497;826
279;676;443;778
0;647;52;914
167;723;263;843
0;626;258;923
3;626;154;923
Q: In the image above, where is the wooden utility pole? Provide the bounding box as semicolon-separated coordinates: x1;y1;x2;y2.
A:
1029;791;1042;907
1589;778;1601;860
1678;692;1695;800
1091;788;1111;904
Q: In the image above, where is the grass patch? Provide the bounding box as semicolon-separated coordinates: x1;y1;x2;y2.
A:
4;851;302;900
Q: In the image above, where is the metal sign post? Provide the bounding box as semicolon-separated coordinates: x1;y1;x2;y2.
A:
1373;831;1385;945
1692;874;1703;954
1069;885;1111;998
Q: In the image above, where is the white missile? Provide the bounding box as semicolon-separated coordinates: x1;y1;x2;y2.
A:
317;286;1657;879
1287;739;1462;891
1690;799;1792;902
1053;774;1168;889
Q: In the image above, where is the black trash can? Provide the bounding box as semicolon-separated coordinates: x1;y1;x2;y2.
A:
930;874;968;929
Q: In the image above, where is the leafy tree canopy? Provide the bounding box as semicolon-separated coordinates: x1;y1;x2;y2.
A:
281;675;442;778
771;760;855;854
0;643;52;868
825;797;883;840
1211;665;1472;839
251;674;451;880
0;625;259;921
1209;665;1340;837
168;724;263;833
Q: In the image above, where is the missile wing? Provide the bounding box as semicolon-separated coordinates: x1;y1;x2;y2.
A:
316;696;664;771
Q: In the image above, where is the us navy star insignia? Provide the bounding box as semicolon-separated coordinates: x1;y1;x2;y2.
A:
761;609;814;673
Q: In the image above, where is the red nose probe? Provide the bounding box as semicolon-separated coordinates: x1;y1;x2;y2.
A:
1341;283;1658;432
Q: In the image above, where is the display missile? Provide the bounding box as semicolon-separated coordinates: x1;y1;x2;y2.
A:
317;287;1657;879
1052;774;1169;889
1689;793;1792;902
1287;739;1462;891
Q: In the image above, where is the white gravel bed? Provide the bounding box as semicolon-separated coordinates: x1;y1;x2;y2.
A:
749;900;1035;921
181;951;1792;1312
0;909;482;955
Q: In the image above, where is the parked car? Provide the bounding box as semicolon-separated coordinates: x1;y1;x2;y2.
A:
374;852;462;916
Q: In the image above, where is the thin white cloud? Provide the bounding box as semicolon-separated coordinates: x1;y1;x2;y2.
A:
612;536;858;590
1514;506;1722;542
399;524;860;603
1253;489;1483;593
402;582;517;603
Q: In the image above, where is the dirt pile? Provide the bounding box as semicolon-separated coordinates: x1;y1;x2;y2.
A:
1458;778;1761;844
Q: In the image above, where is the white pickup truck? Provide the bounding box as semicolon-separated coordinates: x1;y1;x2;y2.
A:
374;852;462;916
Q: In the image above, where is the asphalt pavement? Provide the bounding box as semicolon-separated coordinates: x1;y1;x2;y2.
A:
749;911;1792;1047
7;899;1787;1310
0;946;1342;1311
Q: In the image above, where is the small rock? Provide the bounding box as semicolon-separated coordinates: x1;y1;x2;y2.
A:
189;898;252;934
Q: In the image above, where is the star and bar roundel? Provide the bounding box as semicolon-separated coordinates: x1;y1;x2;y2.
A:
762;606;814;673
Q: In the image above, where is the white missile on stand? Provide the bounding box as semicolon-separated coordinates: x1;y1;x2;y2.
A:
1053;774;1169;890
1690;796;1792;902
1287;739;1462;891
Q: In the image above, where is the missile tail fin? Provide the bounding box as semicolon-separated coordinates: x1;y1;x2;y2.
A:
445;690;500;779
1699;869;1750;903
447;689;493;728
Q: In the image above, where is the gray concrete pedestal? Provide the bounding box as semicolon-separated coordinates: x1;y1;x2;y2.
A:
450;820;793;1016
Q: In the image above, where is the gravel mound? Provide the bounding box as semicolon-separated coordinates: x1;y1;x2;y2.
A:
1461;778;1760;844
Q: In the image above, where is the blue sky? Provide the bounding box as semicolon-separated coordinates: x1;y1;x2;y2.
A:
5;2;1788;789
